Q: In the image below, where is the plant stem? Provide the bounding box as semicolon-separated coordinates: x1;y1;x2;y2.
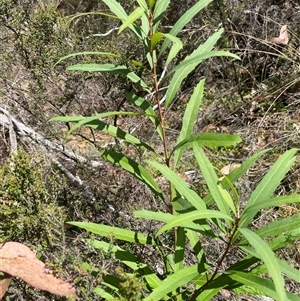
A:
148;6;177;248
186;219;240;301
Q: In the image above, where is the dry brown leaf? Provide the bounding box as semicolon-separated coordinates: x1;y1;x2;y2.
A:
270;25;289;45
221;163;241;175
0;242;77;299
0;272;12;300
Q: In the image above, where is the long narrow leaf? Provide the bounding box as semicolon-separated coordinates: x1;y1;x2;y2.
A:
244;194;300;213
238;228;287;301
55;51;121;67
67;63;149;91
101;150;163;199
193;144;231;219
254;214;300;239
164;28;223;108
125;91;163;139
89;239;161;289
135;210;215;234
101;0;142;39
175;227;186;271
227;271;299;301
144;264;206;301
163;33;183;66
240;148;298;228
167;51;239;75
172;132;242;155
152;0;170;32
66;118;155;152
158;0;213;57
173;79;205;168
204;149;270;206
146;160;206;210
186;229;207;266
118;7;144;34
67;222;155;245
94;287;115;300
157;210;233;236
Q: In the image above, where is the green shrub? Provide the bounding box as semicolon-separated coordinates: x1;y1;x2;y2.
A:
0;148;67;246
52;0;300;300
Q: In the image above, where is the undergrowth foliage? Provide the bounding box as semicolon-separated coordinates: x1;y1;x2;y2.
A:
52;0;300;300
0;149;67;246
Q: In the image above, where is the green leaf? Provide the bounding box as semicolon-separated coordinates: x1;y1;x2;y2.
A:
148;0;155;9
254;214;300;239
53;115;155;152
227;271;299;301
102;0;128;19
240;148;298;228
193;144;232;220
244;194;300;213
151;32;165;48
135;210;214;234
175;227;186;271
118;7;144;34
172;132;242;154
152;0;170;32
158;0;213;57
101;150;163;199
157;210;233;236
238;228;287;301
136;0;148;10
163;33;183;66
185;229;207;266
167;51;239;75
88;239;161;289
67;222;155;245
54;51;121;67
217;184;236;215
125;91;163;140
66;63;149;91
203;149;270;206
94;286;115;300
164;28;224;107
277;258;300;283
144;264;206;301
173;79;205;168
146;160;206;210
